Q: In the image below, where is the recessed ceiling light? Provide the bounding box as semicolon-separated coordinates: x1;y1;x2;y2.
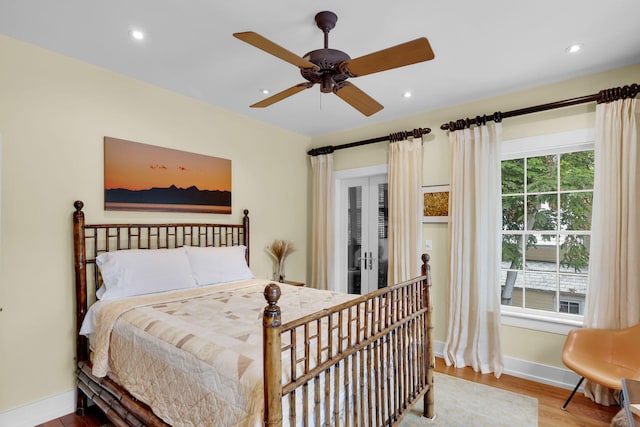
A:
566;43;583;54
261;89;270;95
129;29;145;41
402;91;412;98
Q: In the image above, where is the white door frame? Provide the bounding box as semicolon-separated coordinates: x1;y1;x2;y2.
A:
334;164;388;293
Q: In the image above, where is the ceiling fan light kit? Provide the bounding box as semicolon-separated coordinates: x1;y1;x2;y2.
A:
233;11;434;117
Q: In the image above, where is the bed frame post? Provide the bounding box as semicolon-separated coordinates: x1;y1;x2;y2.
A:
243;209;250;265
73;200;89;414
263;283;283;426
421;253;435;419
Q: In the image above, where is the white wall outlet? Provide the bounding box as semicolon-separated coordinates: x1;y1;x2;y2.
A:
425;240;433;251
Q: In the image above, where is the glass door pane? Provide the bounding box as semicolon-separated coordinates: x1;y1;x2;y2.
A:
374;178;388;290
347;184;363;294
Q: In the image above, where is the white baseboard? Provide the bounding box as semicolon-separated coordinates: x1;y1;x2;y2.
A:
2;343;582;426
433;340;582;391
0;389;76;427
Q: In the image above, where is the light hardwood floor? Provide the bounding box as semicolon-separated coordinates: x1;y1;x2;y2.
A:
39;357;620;426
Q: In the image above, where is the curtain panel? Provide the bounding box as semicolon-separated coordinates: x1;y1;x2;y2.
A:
387;137;423;284
584;98;640;405
310;153;334;290
443;123;504;377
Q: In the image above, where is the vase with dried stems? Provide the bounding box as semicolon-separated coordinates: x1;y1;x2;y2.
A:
266;239;296;281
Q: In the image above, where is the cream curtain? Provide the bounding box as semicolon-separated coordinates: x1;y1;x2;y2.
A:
583;98;640;405
310;153;334;290
388;136;423;284
443;122;504;377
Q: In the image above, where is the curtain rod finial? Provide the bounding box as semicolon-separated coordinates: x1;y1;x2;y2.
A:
413;127;431;138
307;146;335;156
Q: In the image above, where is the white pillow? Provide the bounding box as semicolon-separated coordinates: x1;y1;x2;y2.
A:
96;247;197;300
184;245;254;285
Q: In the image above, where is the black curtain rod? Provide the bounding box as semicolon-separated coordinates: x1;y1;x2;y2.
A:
440;83;639;131
307;127;431;156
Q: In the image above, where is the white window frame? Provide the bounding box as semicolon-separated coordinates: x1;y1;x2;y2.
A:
500;128;594;334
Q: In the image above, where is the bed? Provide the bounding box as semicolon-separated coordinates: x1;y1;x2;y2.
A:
72;200;435;426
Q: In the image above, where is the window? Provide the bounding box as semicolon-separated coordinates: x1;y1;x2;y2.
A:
559;299;581;314
500;129;594;328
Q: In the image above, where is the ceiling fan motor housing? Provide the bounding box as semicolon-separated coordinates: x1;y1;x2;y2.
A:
301;49;351;92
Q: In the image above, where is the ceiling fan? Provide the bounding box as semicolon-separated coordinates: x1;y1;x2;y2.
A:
233;11;435;117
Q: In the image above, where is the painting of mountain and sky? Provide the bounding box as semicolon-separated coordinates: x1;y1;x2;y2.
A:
104;137;232;214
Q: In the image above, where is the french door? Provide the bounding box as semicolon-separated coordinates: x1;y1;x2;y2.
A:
338;174;388;295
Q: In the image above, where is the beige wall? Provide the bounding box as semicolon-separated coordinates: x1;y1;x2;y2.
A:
312;62;640;369
0;35;311;412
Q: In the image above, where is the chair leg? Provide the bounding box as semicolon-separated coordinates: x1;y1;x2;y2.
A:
562;377;585;410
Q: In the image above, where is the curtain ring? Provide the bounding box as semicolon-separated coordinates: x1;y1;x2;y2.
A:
621;85;630;99
611;87;620;101
599;88;619;104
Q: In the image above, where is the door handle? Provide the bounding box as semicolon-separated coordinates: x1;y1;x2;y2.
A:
359;251;375;270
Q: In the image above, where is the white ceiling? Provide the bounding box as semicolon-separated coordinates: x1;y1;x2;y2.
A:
1;1;639;137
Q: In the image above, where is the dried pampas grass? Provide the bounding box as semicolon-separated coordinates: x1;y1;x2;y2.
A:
266;239;296;263
266;239;296;280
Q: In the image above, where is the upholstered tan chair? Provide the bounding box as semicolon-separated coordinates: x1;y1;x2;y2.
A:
561;324;640;409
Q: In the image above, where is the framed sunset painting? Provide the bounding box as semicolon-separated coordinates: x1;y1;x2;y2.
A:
104;137;232;214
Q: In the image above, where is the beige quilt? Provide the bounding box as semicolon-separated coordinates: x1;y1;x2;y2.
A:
89;279;358;426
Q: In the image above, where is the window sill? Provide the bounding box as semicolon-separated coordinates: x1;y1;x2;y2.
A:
501;307;583;335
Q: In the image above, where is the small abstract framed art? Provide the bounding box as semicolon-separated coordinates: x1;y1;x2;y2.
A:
422;185;450;223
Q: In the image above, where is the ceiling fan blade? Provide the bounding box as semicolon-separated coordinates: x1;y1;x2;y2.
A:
250;83;313;108
344;37;434;77
333;82;383;116
233;31;318;70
